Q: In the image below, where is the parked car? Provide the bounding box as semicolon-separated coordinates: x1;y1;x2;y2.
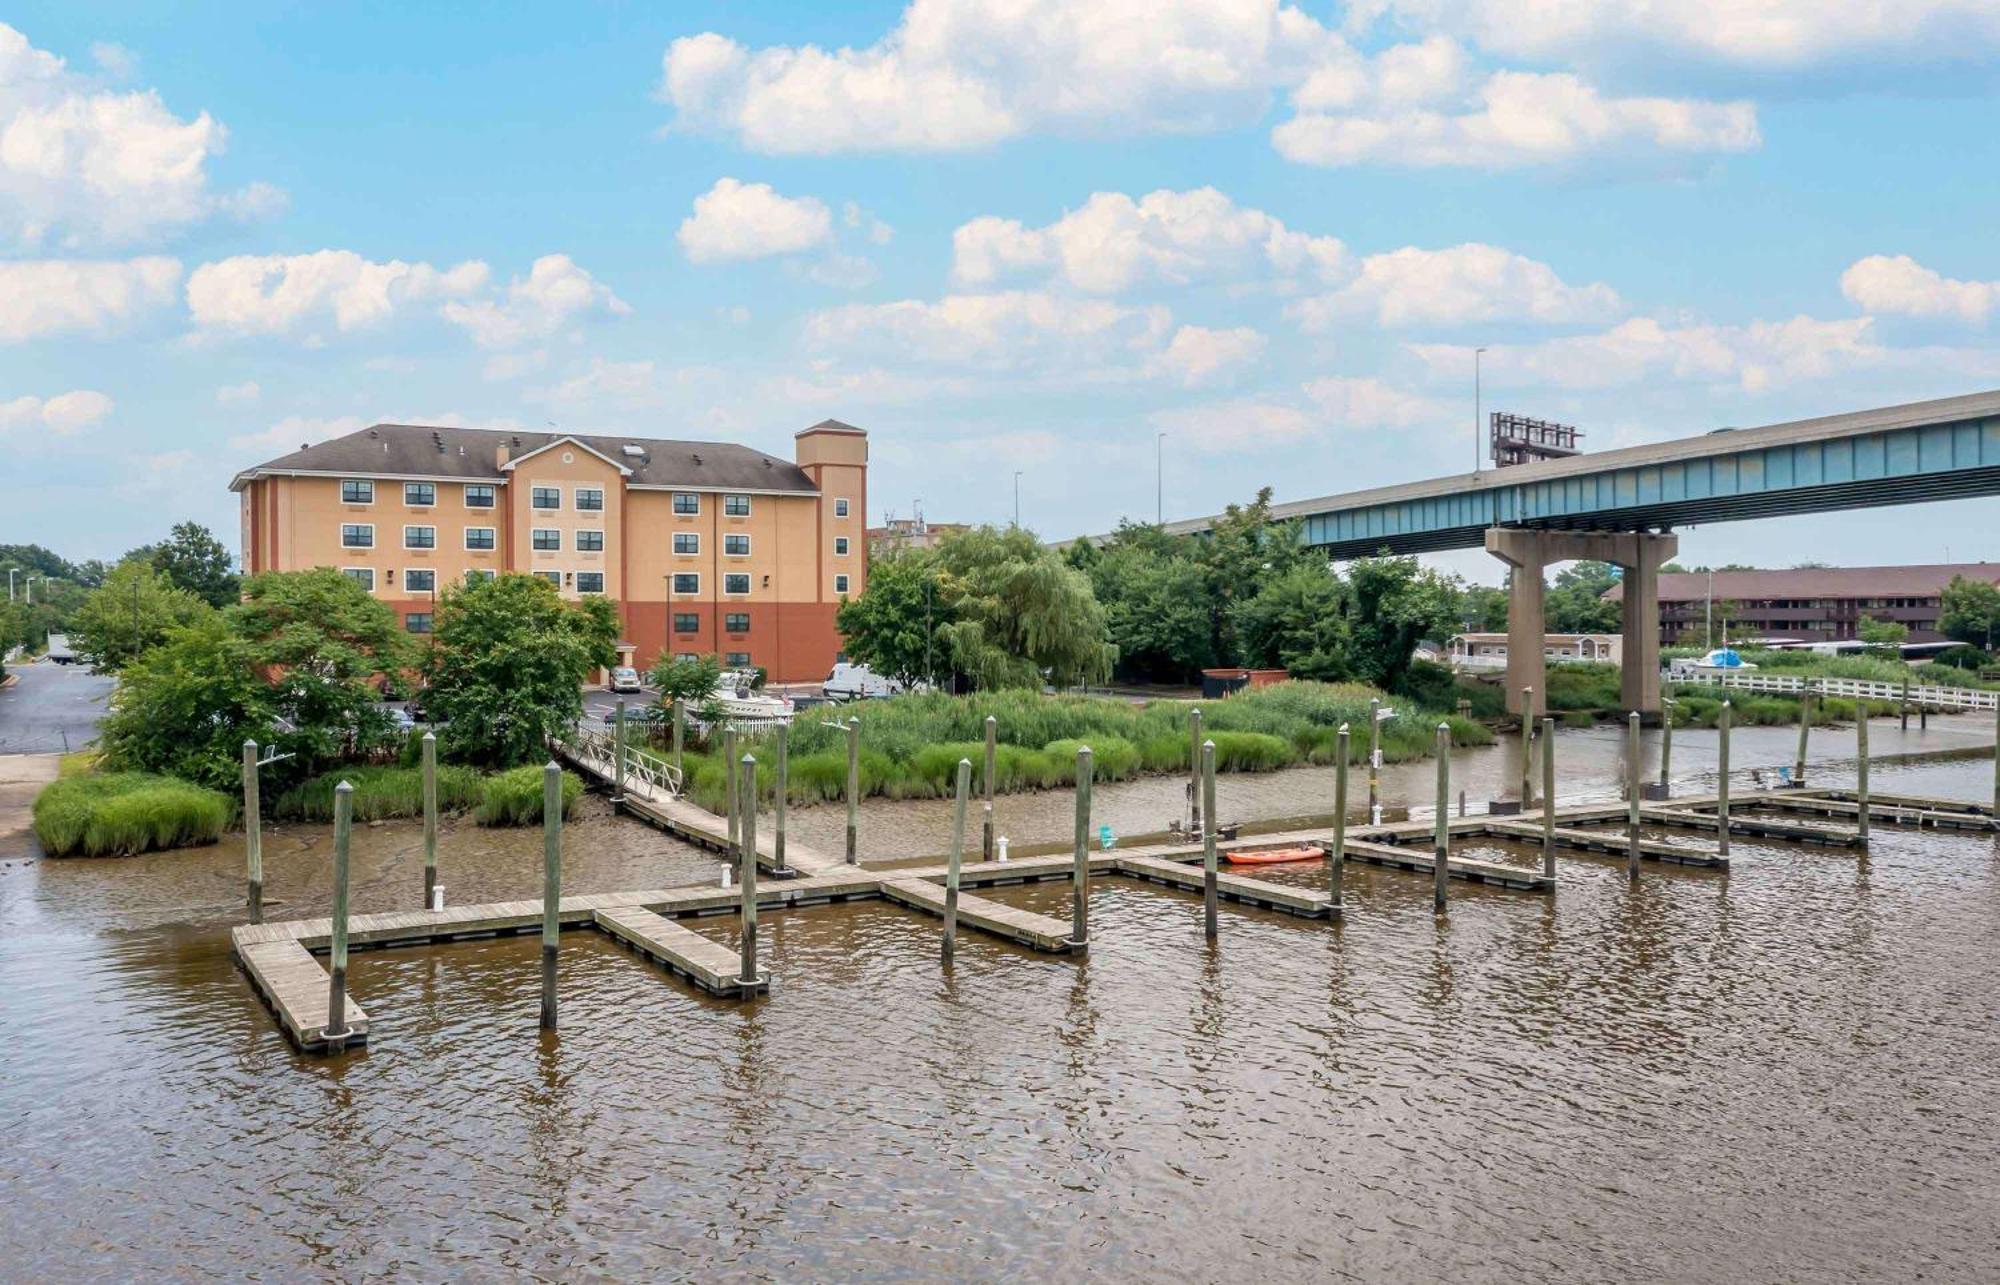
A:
823;662;903;702
609;665;644;693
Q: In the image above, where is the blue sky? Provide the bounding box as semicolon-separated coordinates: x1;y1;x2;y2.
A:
4;1;2000;580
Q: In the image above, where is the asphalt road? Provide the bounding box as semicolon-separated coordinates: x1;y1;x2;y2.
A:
0;659;115;756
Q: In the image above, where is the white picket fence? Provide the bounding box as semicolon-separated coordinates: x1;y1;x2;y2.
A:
1669;669;2000;711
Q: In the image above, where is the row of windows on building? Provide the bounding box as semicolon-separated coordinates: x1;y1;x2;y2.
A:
338;524;850;558
339;478;853;520
335;563;849;599
667;572;851;596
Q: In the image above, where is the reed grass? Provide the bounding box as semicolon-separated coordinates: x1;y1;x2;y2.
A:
475;765;583;826
33;771;234;857
274;764;485;822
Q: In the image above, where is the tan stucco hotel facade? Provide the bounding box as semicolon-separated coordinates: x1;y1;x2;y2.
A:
231;420;867;683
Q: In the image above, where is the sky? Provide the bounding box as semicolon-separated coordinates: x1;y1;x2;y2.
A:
3;1;2000;582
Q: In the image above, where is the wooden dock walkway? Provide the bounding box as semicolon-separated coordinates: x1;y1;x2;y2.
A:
595;906;765;997
1483;819;1728;868
878;877;1079;951
1339;838;1554;891
1112;853;1336;917
237;938;369;1053
1720;792;1997;832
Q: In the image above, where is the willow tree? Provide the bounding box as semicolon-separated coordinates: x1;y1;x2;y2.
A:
933;526;1114;689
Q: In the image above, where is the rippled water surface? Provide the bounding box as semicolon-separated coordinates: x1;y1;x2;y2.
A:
2;726;1998;1280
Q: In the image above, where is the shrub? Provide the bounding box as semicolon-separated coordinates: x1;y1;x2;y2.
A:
1043;736;1141;781
33;771;234;857
1206;730;1294;772
273;764;484;822
475;766;583;826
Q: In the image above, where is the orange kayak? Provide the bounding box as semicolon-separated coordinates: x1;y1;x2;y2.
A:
1224;846;1322;866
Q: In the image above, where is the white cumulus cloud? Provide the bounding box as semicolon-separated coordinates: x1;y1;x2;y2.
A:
1290;242;1624;329
678;177;835;262
439;254;629;349
0;255;180;341
0;387;112;435
1154;325;1266;386
1302;375;1452;426
1840;254;1997;323
805;290;1172;373
187;250;490;336
215;380;260;406
1409;315;1882;392
0;22;279;247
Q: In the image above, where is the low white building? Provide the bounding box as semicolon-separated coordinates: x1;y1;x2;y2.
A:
1447;632;1623;670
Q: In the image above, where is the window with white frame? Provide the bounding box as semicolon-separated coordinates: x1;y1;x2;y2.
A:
673;532;699;554
724;534;750;556
464;483;496;508
575;487;604;512
404;525;436;549
342;567;375;591
341;523;373;548
724;573;750;595
834;497;849;517
405;569;436;592
724;494;751;517
341;479;374;504
404;482;436;506
672;572;699;595
834;574;850;594
532;528;560;551
576;530;605;552
834;536;849;556
531;486;561;509
672;492;700;515
465;527;496;550
576;571;605;594
535;570;562;587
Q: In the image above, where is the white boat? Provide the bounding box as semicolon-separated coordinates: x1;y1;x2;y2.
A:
1673;647;1758;674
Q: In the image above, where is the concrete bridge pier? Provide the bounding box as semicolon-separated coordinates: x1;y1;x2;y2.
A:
1485;527;1678;721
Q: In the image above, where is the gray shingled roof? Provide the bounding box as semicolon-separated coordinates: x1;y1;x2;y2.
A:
231;423;825;493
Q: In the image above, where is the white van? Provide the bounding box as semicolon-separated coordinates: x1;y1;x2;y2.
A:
823;662;902;702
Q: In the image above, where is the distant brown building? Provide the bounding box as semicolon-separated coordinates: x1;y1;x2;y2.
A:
1603;562;2000;645
868;515;968;553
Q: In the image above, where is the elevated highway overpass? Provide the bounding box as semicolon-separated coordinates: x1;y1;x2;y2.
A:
1148;389;2000;719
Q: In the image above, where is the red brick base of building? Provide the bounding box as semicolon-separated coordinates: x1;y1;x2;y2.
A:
620;601;844;685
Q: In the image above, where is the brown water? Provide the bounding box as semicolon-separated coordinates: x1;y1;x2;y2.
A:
3;725;1998;1279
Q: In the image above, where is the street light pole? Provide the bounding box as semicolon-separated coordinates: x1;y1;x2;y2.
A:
1473;346;1488;474
1156;433;1166;524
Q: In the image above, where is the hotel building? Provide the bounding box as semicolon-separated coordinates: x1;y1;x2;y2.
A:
230;420;868;682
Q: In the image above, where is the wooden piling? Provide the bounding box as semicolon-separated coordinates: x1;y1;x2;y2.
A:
1899;679;1910;731
1432;723;1449;910
422;730;438;909
1626;712;1642;882
323;781;353;1046
1189;708;1204;837
944;758;969;963
1520;686;1535;806
724;727;740;858
540;762;561;1032
1540;716;1556;881
1201;739;1218;940
1367;698;1382;823
1856;711;1870;844
1331;725;1347;904
1659;697;1674;790
774;722;790;874
982;714;997;860
845;717;860;865
1071;746;1093;947
671;698;685;776
1993;706;1999;820
612;699;627;805
1794;688;1812;785
242;739;263;925
738;754;759;987
1717;700;1732;860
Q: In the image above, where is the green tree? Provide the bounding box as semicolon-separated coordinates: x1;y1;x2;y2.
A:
1193;489;1307;665
1546;560;1622;634
1457;583;1509;632
1345;554;1462;690
1233;563;1351;680
68;559;214;669
97;616;282;790
932;526;1115;689
1857;615;1909;652
229;568;411;764
145;522;240;607
424;573;622;766
833;549;954;687
1089;542;1214;682
1940;575;2000;649
650;652;722;705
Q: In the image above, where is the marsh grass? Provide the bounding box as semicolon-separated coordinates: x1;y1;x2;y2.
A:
33;772;234;857
475;766;583;826
275;764;486;822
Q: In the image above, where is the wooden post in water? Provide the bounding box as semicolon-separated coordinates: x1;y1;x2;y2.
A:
1330;725;1348;905
323;780;354;1047
1201;740;1219;940
724;726;739;858
844;717;860;865
1899;679;1910;732
1794;688;1812;786
1856;711;1870;844
612;699;627;805
540;763;562;1032
943;758;969;963
1992;705;1999;820
1717;700;1732;860
1070;746;1093;948
1626;712;1642;882
422;730;439;909
1519;687;1535;807
671;698;685;777
773;722;790;874
982;714;997;861
242;739;263;924
1188;707;1204;836
1367;698;1382;824
1659;697;1675;791
738;754;759;989
1432;723;1450;910
1541;717;1557;882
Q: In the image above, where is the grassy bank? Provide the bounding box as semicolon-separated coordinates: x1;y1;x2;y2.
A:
474;765;583;825
32;770;235;856
664;681;1489;813
274;762;582;827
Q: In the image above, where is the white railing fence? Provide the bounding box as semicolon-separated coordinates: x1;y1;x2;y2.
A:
560;719;685;799
1668;669;1999;711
